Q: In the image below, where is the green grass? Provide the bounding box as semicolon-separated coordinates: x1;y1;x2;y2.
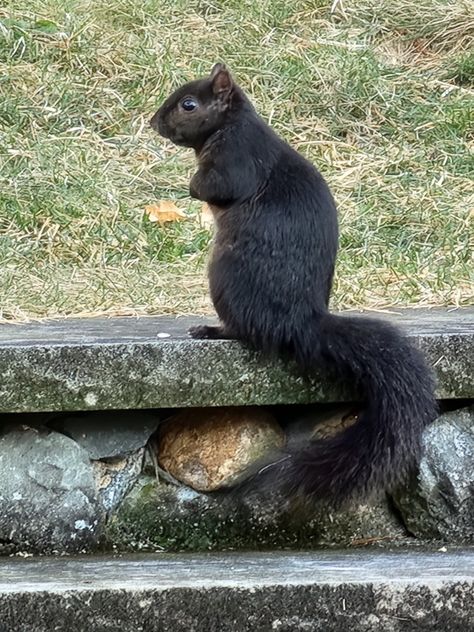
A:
0;0;473;320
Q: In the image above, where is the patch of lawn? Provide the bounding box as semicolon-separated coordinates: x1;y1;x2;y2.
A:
0;0;472;319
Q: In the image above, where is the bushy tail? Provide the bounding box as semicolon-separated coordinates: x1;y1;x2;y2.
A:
232;313;437;506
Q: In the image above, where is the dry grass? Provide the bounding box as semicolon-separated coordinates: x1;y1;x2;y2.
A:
0;0;473;321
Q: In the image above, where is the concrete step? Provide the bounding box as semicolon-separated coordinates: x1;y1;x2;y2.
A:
0;308;472;412
1;549;474;631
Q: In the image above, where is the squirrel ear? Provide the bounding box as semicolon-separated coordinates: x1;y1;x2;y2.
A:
210;64;233;101
210;63;226;79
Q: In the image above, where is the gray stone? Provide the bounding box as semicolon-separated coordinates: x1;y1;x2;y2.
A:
0;308;471;413
312;500;408;545
92;448;145;515
0;426;103;553
107;476;406;552
50;410;160;459
286;404;360;446
0;550;473;631
393;405;474;542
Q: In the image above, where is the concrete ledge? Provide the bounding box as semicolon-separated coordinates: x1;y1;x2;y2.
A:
1;549;474;631
0;308;472;413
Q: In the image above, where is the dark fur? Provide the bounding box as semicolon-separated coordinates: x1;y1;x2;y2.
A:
151;64;437;506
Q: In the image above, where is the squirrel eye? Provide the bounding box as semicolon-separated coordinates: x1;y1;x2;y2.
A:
181;97;198;112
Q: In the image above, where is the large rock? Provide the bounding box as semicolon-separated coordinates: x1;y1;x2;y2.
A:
393;405;474;542
107;475;407;552
111;404;405;551
0;426;103;553
157;407;285;492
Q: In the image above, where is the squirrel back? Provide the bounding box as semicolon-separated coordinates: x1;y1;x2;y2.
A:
151;64;437;506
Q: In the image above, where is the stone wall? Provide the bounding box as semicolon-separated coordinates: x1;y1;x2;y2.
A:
1;310;472;554
1;401;473;554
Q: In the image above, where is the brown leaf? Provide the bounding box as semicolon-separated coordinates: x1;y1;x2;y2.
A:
144;200;186;225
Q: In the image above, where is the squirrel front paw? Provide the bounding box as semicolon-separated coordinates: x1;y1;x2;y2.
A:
188;325;233;340
188;325;220;339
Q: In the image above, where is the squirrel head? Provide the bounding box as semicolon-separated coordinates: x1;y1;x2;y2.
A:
150;63;239;149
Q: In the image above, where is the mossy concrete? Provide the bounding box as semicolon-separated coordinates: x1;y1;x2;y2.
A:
1;550;474;631
0;308;472;413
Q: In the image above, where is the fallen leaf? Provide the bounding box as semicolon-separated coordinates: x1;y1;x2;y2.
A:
144;200;187;225
200;203;214;229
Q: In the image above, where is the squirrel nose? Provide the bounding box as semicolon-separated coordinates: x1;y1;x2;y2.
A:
150;112;168;139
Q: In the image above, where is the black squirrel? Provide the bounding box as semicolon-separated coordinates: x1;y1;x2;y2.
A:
150;63;437;506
